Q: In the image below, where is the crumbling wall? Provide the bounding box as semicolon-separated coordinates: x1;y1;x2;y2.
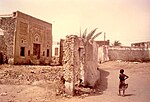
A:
0;35;7;53
0;17;16;64
62;35;100;95
62;35;80;95
0;35;7;64
108;46;150;62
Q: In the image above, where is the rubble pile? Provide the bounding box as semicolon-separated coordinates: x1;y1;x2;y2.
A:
0;65;63;86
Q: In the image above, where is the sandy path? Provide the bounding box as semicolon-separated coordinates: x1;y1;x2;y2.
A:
63;62;150;102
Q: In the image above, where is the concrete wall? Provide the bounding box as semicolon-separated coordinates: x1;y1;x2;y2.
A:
108;46;150;62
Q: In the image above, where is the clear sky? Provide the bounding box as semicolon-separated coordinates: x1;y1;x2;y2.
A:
0;0;150;46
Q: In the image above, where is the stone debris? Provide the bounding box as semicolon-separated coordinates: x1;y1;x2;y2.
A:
133;62;139;64
8;100;14;102
0;65;63;85
80;94;89;98
0;92;8;96
30;70;35;74
116;60;122;63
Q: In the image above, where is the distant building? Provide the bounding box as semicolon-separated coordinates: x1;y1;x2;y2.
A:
131;41;150;48
52;41;60;57
96;40;110;46
0;11;52;64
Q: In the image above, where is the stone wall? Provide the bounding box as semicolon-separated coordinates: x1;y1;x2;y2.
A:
108;46;150;62
0;17;16;63
62;35;100;95
0;35;6;53
62;35;78;95
0;11;53;65
0;35;7;64
14;11;52;65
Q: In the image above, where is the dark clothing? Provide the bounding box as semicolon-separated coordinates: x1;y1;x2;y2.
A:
119;73;128;91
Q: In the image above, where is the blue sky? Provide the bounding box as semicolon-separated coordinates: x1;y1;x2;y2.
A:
0;0;150;45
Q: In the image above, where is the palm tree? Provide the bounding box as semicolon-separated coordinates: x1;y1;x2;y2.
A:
112;40;122;46
80;28;102;43
79;28;102;87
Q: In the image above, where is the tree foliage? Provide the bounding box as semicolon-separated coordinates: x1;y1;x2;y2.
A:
80;28;102;43
112;40;122;46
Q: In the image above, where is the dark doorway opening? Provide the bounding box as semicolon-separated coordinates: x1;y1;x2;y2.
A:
33;43;40;59
47;49;49;57
20;47;25;56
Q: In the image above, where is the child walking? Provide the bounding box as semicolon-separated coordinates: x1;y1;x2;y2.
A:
119;69;129;96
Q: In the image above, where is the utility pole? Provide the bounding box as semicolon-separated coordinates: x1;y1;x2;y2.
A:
104;32;106;46
80;27;81;37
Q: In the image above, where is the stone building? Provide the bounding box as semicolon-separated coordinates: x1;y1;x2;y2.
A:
96;40;110;46
52;41;60;57
0;11;52;64
96;40;110;63
131;41;150;48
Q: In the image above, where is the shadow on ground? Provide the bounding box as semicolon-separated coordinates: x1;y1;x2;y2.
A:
124;94;135;97
74;68;110;98
97;69;110;92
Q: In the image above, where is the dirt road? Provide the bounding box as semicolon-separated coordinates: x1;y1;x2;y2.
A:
0;61;150;102
62;61;150;102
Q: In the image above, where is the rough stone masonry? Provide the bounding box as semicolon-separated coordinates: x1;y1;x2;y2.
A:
0;11;52;65
62;35;100;95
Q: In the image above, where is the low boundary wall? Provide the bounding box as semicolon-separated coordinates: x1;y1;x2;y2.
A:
108;46;150;62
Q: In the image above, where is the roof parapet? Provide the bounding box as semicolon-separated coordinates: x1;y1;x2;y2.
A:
0;14;13;17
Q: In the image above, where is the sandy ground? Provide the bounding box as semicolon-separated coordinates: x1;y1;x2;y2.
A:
0;61;150;102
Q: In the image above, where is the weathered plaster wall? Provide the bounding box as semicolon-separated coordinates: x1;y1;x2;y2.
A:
84;41;100;87
98;46;109;63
